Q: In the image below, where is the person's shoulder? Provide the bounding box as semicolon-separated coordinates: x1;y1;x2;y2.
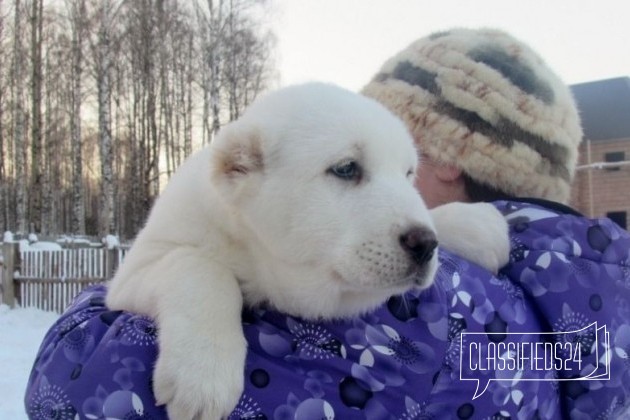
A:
490;201;630;419
493;198;629;260
493;198;582;222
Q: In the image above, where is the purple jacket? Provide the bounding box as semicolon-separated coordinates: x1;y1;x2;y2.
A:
25;200;630;419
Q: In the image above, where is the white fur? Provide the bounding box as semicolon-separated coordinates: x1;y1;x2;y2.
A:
431;201;510;272
107;83;509;419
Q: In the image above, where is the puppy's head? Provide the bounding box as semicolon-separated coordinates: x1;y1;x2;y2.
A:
210;83;438;318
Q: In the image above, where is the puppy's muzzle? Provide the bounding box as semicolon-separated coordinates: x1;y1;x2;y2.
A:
399;227;438;266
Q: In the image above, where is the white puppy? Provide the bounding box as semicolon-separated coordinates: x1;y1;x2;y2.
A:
107;83;509;419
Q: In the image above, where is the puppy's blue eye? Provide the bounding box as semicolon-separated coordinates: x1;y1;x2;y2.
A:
329;160;361;181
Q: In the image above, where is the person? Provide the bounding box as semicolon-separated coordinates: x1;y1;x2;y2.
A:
25;28;630;419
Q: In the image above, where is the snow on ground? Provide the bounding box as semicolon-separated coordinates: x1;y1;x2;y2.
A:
0;304;59;419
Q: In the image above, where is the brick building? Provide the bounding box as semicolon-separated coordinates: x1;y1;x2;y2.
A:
570;77;630;229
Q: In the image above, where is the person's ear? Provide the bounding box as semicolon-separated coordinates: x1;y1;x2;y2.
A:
434;164;462;182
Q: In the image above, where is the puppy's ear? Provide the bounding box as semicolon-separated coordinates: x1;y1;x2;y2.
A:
210;121;264;182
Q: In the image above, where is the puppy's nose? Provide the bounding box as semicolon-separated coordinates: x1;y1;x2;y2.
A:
399;227;438;265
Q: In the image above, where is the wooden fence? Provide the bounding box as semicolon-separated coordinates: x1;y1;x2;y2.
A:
1;242;127;313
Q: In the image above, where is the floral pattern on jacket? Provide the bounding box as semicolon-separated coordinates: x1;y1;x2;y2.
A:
25;200;630;419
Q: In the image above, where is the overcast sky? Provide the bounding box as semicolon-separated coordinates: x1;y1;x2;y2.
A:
268;0;630;91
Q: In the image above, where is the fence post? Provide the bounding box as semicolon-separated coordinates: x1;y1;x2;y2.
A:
105;248;119;280
1;242;18;308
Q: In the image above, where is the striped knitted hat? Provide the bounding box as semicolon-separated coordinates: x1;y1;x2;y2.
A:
362;28;583;203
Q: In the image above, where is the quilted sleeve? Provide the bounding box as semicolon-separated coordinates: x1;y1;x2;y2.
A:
24;285;167;419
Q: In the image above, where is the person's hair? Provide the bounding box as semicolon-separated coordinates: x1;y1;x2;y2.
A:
461;172;515;203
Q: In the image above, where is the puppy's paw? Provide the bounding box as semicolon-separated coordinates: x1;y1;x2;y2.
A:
153;330;247;419
431;202;510;273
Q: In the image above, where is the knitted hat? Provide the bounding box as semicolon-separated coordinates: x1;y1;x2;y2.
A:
362;28;583;203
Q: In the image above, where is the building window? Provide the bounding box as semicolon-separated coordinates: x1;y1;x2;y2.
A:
607;211;627;229
604;151;625;171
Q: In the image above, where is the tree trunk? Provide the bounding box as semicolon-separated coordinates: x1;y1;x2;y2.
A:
97;0;115;236
210;0;223;137
184;30;193;158
30;0;44;233
69;0;86;235
13;0;27;234
0;0;6;231
42;49;56;235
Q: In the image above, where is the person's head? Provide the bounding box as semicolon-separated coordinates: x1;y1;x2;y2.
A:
362;28;583;208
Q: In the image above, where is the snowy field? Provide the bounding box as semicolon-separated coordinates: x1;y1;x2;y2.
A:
0;304;59;419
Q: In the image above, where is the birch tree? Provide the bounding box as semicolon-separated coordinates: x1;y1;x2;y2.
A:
124;0;156;228
218;0;273;122
0;0;276;238
43;37;66;235
0;0;6;230
29;0;44;232
68;0;86;234
196;0;224;143
92;0;117;236
12;0;27;233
